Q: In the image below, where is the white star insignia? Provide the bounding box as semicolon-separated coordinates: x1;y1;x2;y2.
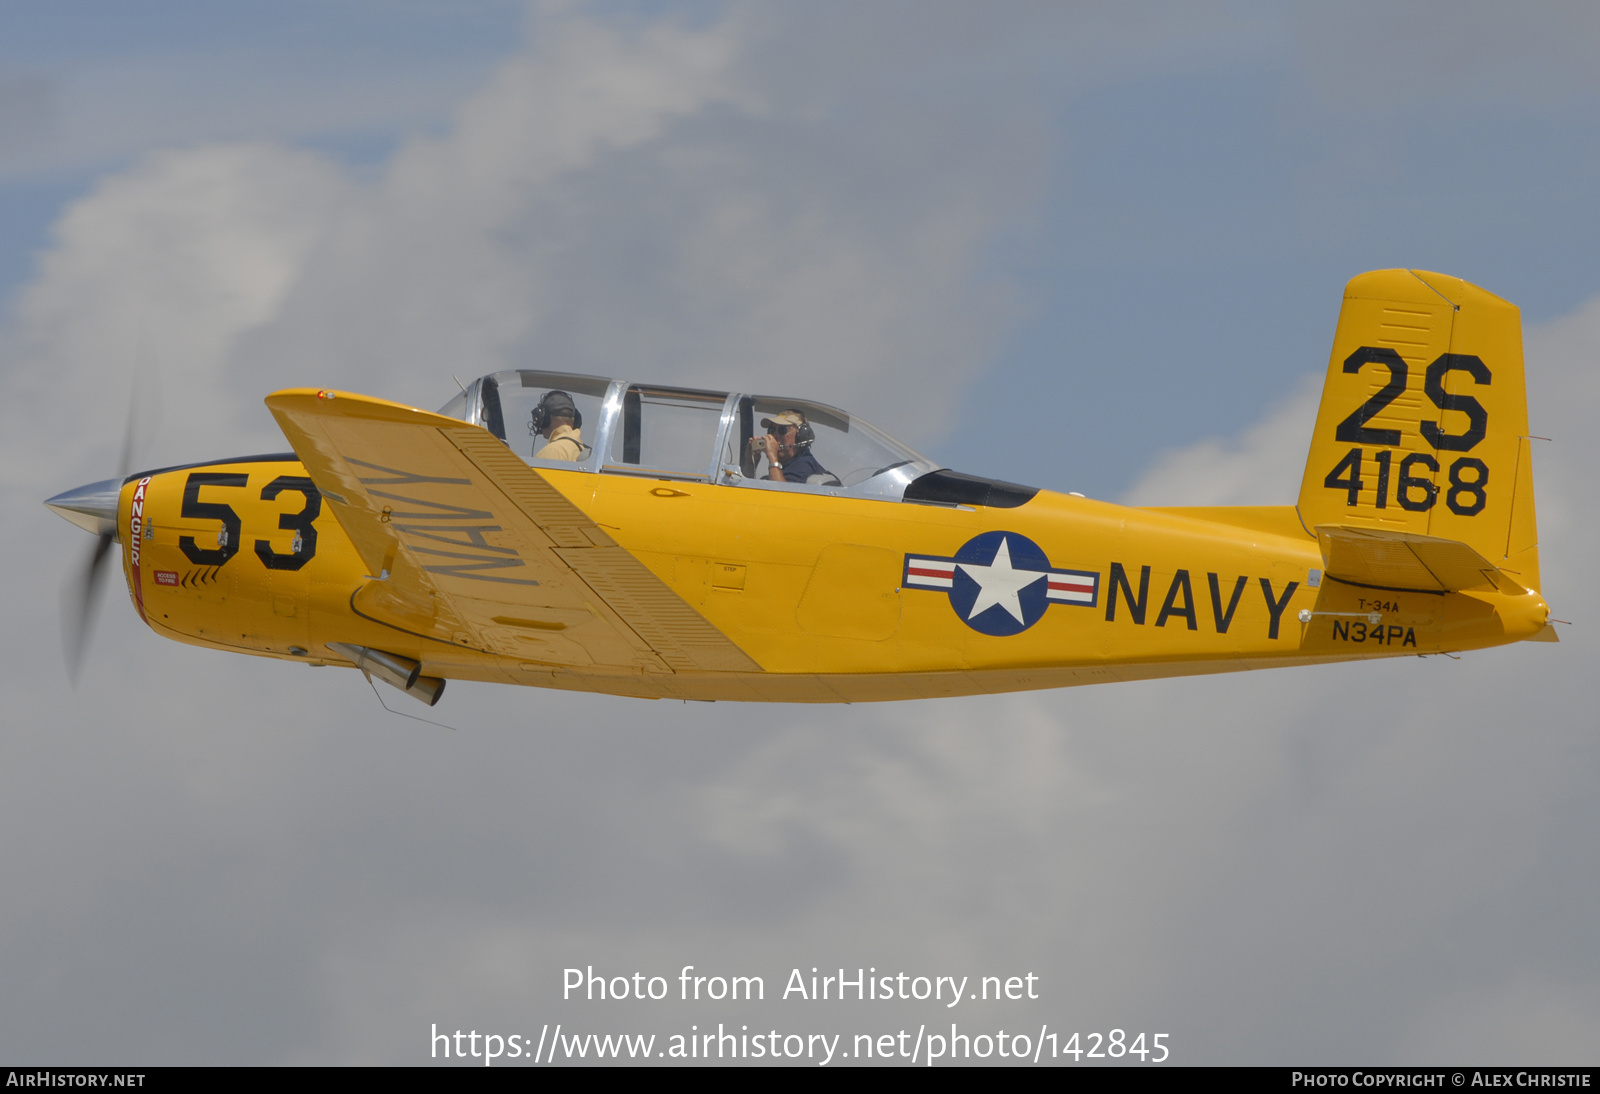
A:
957;536;1047;624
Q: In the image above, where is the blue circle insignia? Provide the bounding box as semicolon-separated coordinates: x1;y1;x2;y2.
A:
947;531;1053;636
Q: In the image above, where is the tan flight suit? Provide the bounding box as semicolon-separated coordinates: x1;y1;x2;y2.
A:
537;423;584;462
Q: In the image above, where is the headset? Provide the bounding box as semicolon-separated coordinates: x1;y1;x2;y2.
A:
528;390;582;435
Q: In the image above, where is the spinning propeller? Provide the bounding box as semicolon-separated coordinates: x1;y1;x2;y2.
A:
45;401;141;683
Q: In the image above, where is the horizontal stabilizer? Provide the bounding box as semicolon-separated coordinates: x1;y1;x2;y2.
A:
1315;525;1526;594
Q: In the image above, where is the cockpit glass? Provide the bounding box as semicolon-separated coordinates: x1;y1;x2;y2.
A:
602;385;728;478
441;371;942;502
484;371;610;468
725;396;939;500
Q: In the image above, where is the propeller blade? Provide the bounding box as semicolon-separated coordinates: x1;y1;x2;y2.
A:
117;394;136;479
62;530;116;683
54;369;156;682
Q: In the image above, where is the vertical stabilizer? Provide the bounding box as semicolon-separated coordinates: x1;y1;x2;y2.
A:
1297;270;1539;592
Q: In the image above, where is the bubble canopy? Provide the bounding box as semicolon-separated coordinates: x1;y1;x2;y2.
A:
436;370;953;503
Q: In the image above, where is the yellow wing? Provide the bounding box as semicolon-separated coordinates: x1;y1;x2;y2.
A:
266;388;760;674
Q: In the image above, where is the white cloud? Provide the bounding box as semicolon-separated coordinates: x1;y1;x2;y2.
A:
3;144;350;481
1120;373;1322;508
5;1;1052;481
0;20;515;183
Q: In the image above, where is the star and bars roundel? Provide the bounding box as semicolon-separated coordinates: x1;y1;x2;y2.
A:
903;531;1100;636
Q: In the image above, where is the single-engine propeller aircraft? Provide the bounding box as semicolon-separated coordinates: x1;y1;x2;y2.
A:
47;270;1554;706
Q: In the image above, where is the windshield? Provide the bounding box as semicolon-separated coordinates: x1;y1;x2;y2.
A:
436;386;472;421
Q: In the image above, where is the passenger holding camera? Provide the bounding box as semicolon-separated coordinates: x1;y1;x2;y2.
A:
755;410;832;484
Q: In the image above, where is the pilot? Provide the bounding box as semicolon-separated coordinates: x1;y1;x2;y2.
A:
530;390;586;461
757;409;832;484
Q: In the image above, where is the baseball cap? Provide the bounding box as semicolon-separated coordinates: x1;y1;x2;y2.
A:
760;409;807;431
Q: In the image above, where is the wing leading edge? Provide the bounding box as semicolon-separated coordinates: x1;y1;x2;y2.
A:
266;388;761;674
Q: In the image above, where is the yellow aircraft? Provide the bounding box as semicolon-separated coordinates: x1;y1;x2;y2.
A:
47;269;1553;706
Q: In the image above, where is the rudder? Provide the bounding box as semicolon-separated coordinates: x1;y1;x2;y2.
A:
1296;269;1540;593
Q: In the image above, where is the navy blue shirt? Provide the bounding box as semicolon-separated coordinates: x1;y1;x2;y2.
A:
778;448;832;484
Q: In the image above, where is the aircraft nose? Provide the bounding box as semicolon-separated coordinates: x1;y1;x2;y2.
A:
45;477;124;538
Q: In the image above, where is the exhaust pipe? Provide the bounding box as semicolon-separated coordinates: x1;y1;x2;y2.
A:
326;642;447;707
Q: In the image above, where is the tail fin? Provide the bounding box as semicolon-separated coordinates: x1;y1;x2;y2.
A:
1297;269;1540;593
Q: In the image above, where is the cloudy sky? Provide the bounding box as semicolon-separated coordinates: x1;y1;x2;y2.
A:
3;0;1598;1065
